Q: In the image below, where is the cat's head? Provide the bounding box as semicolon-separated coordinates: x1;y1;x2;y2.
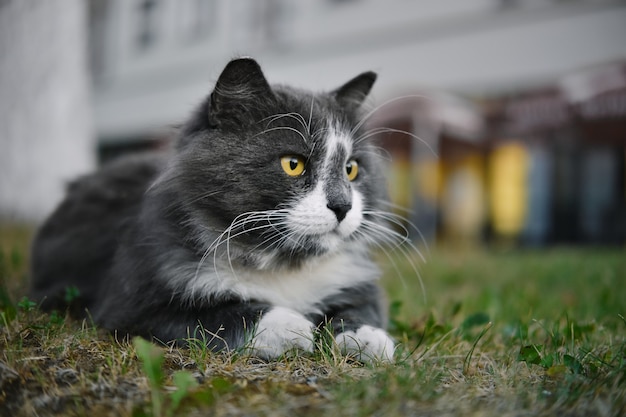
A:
171;58;390;268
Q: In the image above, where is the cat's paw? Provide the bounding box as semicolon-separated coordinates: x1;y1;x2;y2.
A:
250;307;315;360
335;325;395;363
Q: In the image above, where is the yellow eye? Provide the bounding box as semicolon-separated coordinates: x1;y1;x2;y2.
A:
280;155;305;177
346;159;359;181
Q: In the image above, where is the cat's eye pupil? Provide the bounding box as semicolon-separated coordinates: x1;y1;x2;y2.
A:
289;159;298;170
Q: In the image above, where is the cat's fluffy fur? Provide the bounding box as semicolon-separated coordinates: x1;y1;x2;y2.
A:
30;58;396;361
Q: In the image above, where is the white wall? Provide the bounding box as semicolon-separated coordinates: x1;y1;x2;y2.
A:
0;1;95;222
92;0;626;139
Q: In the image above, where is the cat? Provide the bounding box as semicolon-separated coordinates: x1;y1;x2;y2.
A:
30;57;398;362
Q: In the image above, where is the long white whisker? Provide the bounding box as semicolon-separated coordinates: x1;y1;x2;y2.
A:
353;126;398;143
218;211;286;279
356;228;408;291
194;210;288;280
364;208;430;261
252;126;308;146
378;199;414;214
311;126;331;142
358;147;393;162
307;96;315;135
358;219;427;304
350;94;433;136
375;206;431;258
261;112;309;134
356;127;438;158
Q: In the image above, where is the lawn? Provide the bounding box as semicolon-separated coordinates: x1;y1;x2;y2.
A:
1;226;625;416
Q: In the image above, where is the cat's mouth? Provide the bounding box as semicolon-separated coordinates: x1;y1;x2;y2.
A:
290;218;360;253
304;231;343;253
294;216;357;238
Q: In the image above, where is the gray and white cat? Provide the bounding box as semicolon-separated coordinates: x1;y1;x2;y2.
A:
30;58;397;361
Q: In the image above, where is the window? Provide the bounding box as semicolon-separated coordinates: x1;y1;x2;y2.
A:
136;0;159;51
177;0;216;42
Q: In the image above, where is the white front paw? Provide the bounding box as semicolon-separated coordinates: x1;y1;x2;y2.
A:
251;307;314;360
336;325;395;363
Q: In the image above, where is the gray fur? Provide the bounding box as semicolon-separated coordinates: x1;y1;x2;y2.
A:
30;58;393;355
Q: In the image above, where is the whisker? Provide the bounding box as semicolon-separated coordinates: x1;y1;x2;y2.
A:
350;94;433;137
356;228;407;290
378;200;414;214
311;126;331;143
363;210;427;264
368;204;431;258
358;219;427;304
261;112;309;134
194;210;287;280
359;146;393;162
252;126;308;146
356;127;438;158
307;96;315;135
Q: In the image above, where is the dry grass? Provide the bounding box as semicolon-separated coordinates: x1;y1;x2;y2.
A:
1;225;625;416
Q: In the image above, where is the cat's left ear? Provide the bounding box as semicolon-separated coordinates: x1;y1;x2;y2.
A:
332;71;377;110
209;58;275;127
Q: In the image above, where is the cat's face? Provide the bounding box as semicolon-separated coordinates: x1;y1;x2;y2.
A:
174;59;388;268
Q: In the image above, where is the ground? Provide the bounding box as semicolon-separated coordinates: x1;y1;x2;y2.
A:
1;225;625;416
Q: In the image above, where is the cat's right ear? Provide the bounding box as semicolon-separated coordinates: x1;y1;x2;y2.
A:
209;58;275;127
332;71;377;111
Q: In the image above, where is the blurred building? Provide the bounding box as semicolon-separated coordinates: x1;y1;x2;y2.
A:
89;0;626;144
0;1;94;223
485;63;626;245
87;0;626;244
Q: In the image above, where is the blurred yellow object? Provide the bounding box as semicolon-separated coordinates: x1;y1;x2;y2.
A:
387;159;412;210
414;158;441;203
489;142;529;237
441;154;485;239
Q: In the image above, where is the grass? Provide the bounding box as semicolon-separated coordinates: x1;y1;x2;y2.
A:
1;225;625;416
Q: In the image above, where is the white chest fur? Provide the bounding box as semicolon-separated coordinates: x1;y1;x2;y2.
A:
179;249;379;315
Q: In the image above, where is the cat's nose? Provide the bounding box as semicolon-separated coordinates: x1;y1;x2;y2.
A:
327;202;352;222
